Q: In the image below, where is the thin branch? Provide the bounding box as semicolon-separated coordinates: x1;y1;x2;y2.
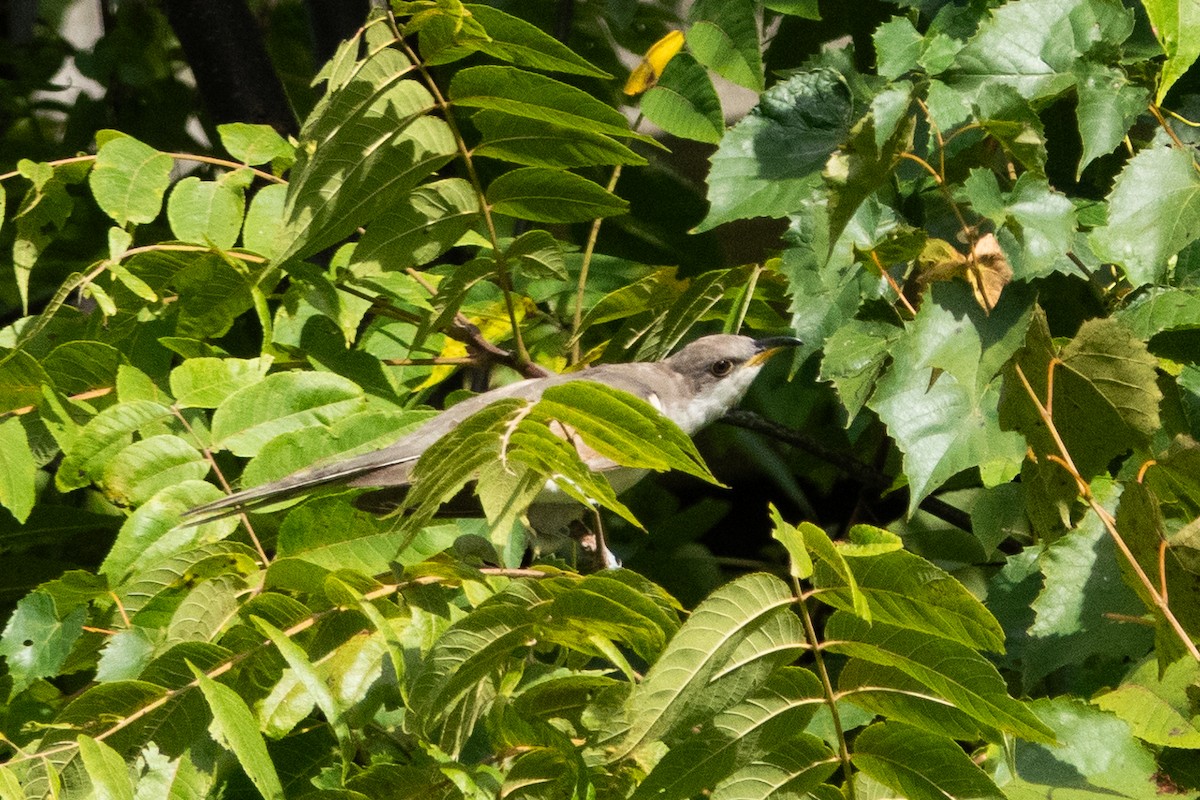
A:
721;409;974;533
795;581;855;798
1012;363;1200;662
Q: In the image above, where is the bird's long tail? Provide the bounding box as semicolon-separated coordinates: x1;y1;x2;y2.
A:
181;450;418;525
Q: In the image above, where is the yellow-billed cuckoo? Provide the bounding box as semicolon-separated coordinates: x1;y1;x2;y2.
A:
184;333;801;565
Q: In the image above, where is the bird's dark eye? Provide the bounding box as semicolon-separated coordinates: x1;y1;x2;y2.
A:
710;359;734;377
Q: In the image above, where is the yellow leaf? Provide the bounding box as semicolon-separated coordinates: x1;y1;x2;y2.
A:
624;30;686;96
965;233;1011;314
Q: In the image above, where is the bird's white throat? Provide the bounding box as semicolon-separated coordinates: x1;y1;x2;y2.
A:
670;364;764;434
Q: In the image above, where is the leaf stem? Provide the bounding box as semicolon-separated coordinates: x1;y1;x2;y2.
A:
795;581;855;798
1013;363;1200;662
387;21;532;370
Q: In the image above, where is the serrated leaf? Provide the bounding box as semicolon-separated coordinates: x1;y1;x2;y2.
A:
210;371;365;457
1144;0;1200;104
770;504;813;579
0;590;86;695
818;319;901;420
873;17;924;80
0;346;54;413
1074;63;1148;177
960;169;1077;281
990;697;1160;798
1001;313;1161;478
611;573;806;761
824;612;1054;742
869;282;1031;512
1094;656;1200;747
88;134;174;226
351;178;480;272
471;109;647;168
486;167;628;223
166;177;245;250
641;52;724;144
698;69;852;232
852;721;1003;800
1090;145;1200;286
193;667;285;800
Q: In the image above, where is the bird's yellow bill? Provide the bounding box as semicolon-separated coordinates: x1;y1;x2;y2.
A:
624;30;685;95
748;347;787;367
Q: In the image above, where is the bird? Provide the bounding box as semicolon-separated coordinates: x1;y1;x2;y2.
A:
183;333;801;566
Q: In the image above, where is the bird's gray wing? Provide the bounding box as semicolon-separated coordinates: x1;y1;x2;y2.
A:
182;373;581;523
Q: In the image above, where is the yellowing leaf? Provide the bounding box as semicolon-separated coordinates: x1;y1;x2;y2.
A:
916;234;1011;314
624;30;686;95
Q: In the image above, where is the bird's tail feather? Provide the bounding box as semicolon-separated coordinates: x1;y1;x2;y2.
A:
182;451;419;525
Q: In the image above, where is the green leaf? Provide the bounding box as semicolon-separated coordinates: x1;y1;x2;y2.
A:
351;178;481;272
641;52;725;144
77;735;135;800
818;319;901;420
242;183;287;259
949;0;1133;104
543;571;681;665
169;357;270;409
407;582;545;748
1074;63;1148;177
839;658;1003;742
193;666;285;800
873;17;924;80
253;617;346;743
0;417;36;522
989;697;1160;799
0;590;86;694
425;4;609;78
486;167;628;223
1093;656;1200;747
278;46;455;264
56;400;174;492
711;733;839;799
824;612;1055;742
1115;287;1200;339
217;123;292;166
277;497;458;572
960;169;1077;280
852;721;1003;800
611;573;806;761
688;0;764;91
1090;145;1200;287
471;109;647;168
531;381;716;483
698;69;852;232
505;229;566;280
0;349;53;413
1143;0;1200;103
210;371;365;457
770;504;813;579
868;282;1031;513
632;668;826;800
814;544;1005;651
166;176;245;250
101;434;209;507
1000;312;1161;478
450;66;643;140
88;133;174;226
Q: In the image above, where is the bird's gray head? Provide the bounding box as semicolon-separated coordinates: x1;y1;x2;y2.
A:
660;334;801;432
